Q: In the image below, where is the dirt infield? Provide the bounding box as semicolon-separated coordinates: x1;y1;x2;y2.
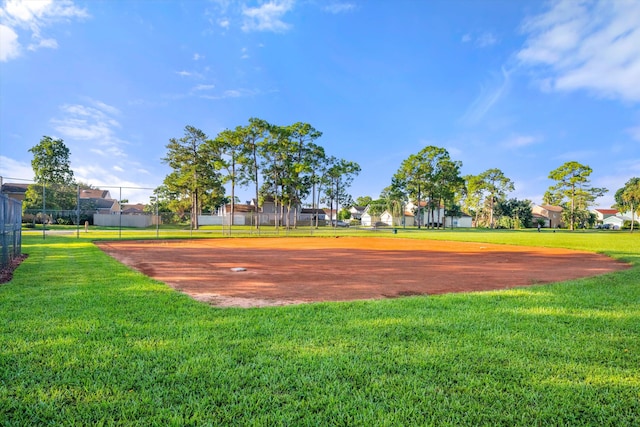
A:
96;237;629;308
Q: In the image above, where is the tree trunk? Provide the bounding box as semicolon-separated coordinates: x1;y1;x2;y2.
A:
417;184;422;229
230;158;235;226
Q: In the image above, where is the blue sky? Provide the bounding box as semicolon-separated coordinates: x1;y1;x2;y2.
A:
1;0;639;207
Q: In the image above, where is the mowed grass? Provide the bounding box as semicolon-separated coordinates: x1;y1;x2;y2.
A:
1;231;639;425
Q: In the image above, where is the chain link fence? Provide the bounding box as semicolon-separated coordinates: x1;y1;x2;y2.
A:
2;177;354;239
1;193;22;270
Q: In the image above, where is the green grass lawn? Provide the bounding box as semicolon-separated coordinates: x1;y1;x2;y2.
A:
1;231;639;425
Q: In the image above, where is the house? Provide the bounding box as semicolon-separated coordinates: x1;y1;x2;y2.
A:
89;198;120;214
444;213;473;228
349;206;366;221
592;208;618;223
406;200;446;227
80;195;120;214
324;209;337;221
121;203;146;215
218;203;257;216
379;210;416;227
360;206;379;227
602;211;638;230
380;211;394;226
0;183;29;202
209;203;258;226
532;204;564;228
406;200;445;227
299;208;327;222
79;188;113;200
603;214;632;230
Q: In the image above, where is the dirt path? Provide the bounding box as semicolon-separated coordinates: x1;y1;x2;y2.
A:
96;237;629;308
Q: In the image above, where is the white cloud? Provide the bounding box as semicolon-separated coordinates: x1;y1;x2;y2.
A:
175;70;203;79
518;0;640;102
324;3;355;14
218;18;230;29
50;100;126;158
461;31;498;47
241;0;293;33
476;32;498;47
461;67;511;125
27;36;57;50
192;84;215;91
0;156;34;180
198;88;260;100
0;0;88;60
501;134;539;149
0;24;20;60
193;53;203;61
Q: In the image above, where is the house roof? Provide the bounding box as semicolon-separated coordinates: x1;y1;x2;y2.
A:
80;189;112;199
594;209;618;214
122;203;146;214
93;198;118;209
301;208;325;214
541;204;563;212
225;204;257;213
1;183;29;194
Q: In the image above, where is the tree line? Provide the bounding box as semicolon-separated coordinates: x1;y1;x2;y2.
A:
355;146;639;231
159;119;361;229
16;131;640;232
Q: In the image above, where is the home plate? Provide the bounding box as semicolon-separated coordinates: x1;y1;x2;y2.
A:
230;267;247;272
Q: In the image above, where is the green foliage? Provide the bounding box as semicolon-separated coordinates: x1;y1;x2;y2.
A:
337;208;351;220
325;157;361;221
475;168;515;228
2;232;639;425
162;126;225;229
547;161;607;230
394;146;463;229
355;195;373;206
24;136;77;211
365;198;387;216
495;198;533;229
615;177;640;232
29;136;75;185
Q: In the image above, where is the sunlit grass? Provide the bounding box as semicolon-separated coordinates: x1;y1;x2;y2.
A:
1;231;639;425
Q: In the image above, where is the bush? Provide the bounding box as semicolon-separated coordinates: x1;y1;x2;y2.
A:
622;220;640;229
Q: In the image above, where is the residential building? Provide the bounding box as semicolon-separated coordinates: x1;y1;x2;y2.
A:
532;204;564;228
0;183;29;202
591;208;618;223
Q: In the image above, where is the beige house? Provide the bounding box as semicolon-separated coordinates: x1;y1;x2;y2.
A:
532;204;564;228
0;183;29;202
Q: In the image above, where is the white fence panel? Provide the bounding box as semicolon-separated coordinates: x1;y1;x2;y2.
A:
94;214;152;228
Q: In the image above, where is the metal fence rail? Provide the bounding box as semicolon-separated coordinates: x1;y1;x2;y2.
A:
1;193;22;270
